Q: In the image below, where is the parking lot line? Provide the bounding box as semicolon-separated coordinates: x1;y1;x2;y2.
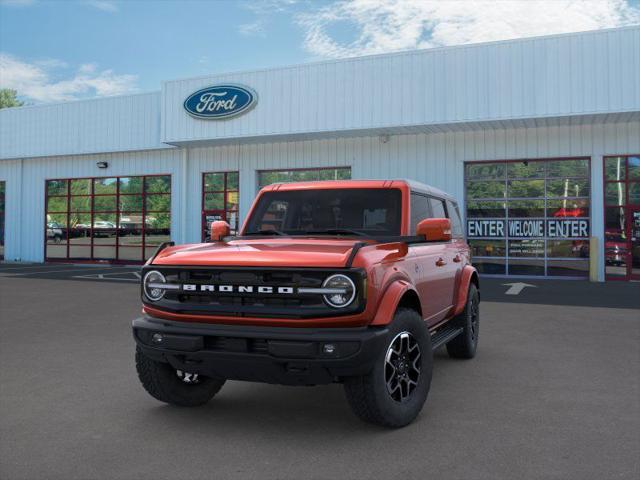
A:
72;275;139;282
0;265;58;272
72;271;140;282
0;267;135;277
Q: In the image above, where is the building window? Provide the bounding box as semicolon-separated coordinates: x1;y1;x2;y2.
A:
202;171;239;241
603;155;640;280
0;181;5;260
465;158;591;277
257;167;351;189
45;175;171;263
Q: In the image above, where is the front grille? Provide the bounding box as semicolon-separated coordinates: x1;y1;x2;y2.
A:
142;266;366;319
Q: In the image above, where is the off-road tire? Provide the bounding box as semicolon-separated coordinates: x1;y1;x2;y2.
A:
343;308;433;428
135;346;225;407
446;283;479;359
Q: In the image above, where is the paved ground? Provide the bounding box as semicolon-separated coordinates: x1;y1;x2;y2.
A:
0;264;639;480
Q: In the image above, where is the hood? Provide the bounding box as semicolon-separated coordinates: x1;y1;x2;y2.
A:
152;238;368;268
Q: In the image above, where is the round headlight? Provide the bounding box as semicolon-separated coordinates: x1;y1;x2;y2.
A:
143;270;166;302
322;274;356;308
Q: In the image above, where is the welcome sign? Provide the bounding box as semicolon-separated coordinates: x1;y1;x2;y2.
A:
184;84;257;119
467;219;589;239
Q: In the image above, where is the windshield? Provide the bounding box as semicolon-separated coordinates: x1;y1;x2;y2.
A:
244;188;402;236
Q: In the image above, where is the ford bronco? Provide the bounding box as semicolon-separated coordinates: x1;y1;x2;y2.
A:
133;180;480;427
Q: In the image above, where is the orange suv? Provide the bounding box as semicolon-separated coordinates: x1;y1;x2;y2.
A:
133;180;480;427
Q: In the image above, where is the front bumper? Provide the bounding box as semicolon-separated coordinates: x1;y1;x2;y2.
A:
133;316;390;386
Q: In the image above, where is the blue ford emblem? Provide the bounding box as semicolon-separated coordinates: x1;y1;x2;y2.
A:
183;84;257;119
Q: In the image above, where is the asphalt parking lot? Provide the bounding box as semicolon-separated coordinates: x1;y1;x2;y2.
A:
1;263;639;480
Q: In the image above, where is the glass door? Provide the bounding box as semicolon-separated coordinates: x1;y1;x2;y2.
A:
630;208;640;280
604;155;640;281
202;171;239;241
0;181;5;260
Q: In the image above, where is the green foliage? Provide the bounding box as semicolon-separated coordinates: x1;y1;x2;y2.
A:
258;168;351;188
0;89;24;109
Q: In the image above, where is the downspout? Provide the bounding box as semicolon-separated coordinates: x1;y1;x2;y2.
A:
180;148;188;244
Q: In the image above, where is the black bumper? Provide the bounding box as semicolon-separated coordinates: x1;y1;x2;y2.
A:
132;316;390;386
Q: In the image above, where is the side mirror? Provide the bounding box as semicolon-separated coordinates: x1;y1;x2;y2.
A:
210;221;230;242
416;218;451;242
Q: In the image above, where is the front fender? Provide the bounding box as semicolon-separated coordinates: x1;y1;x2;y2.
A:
452;265;479;316
370;280;417;326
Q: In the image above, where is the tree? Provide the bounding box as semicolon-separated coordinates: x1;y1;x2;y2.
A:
0;89;24;109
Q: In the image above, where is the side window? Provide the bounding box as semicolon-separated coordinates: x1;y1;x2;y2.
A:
446;200;464;238
429;197;447;219
410;193;431;234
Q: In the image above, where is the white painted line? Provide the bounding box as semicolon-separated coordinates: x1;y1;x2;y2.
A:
502;282;537;295
133;272;141;279
71;275;139;282
86;271;139;278
0;265;59;272
0;267;124;277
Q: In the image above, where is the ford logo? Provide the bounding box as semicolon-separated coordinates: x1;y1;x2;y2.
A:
183;84;257;119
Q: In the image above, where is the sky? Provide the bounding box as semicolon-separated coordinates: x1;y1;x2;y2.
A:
1;0;639;104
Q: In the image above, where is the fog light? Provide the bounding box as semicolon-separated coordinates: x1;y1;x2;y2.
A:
323;343;336;354
152;333;164;344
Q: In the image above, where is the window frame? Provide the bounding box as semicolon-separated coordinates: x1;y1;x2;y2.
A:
464;157;592;278
201;171;240;241
0;180;5;260
602;154;640;281
44;174;171;264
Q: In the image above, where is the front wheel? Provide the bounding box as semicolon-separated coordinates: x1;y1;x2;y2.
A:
135;346;225;407
343;308;433;428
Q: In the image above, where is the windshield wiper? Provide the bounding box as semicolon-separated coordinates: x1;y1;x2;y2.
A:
244;229;287;236
304;228;367;237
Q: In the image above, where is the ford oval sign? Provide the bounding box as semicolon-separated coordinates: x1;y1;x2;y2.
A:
183;84;257;120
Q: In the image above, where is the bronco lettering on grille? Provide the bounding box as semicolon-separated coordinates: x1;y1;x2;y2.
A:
182;284;295;294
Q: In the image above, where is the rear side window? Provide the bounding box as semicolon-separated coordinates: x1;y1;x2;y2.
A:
446;200;464;238
410;193;431;234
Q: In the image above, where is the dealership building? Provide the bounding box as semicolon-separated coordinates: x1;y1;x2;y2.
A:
1;26;639;281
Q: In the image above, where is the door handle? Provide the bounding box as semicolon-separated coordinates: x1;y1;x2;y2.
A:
453;255;462;263
436;258;446;267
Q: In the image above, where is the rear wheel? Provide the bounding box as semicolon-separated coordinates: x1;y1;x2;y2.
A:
344;308;432;428
446;283;480;359
135;346;225;407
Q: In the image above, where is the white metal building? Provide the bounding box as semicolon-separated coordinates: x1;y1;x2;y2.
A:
1;26;639;281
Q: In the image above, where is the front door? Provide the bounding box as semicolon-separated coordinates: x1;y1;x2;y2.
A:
630;208;640;280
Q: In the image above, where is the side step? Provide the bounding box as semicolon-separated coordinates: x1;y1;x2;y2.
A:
431;326;464;351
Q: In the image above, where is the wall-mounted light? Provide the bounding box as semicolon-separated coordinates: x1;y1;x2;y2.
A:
96;162;108;169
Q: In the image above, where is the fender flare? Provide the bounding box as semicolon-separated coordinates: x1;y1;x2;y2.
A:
452;265;480;316
370;280;419;326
